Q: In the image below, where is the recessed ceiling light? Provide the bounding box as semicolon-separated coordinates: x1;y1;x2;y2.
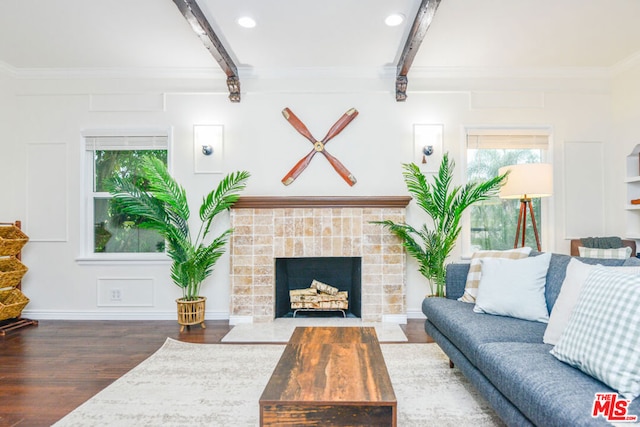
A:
237;16;256;29
385;13;405;27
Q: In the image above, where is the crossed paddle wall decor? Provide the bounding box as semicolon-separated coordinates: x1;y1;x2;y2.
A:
281;107;358;186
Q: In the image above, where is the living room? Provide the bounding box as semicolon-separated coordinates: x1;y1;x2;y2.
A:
1;0;640;425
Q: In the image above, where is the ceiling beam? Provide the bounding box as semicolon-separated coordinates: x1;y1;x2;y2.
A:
395;0;442;101
172;0;240;102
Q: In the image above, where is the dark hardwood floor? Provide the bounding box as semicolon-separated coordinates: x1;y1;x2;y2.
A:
0;319;430;427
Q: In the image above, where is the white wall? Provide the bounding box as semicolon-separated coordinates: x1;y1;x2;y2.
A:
0;68;626;320
611;64;640;239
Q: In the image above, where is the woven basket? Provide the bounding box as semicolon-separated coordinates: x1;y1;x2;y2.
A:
0;288;29;321
0;257;28;288
176;297;206;327
0;226;29;256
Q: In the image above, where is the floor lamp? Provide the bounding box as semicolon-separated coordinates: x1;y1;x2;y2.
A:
497;163;553;252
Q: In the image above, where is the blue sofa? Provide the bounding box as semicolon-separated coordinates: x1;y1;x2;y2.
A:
422;252;640;427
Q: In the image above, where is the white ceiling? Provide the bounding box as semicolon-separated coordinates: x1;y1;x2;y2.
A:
0;0;639;77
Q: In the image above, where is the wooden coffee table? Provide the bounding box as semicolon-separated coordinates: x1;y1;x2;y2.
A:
259;326;397;426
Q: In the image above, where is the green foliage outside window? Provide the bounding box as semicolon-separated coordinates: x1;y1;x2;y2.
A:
93;149;168;253
467;149;542;251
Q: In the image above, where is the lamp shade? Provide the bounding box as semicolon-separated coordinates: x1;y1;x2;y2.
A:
498;163;553;199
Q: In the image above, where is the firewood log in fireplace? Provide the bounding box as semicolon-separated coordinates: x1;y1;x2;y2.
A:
310;279;339;295
290;280;348;310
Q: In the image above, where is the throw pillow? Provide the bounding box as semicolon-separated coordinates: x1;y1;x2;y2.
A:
578;246;631;259
551;268;640;400
459;247;532;303
543;259;640;345
473;252;551;323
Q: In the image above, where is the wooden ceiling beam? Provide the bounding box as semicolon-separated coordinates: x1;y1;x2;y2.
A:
172;0;241;102
395;0;442;101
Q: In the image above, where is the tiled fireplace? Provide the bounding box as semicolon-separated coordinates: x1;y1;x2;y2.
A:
228;196;411;324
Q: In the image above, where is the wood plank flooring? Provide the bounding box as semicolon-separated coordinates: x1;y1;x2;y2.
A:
0;319;430;427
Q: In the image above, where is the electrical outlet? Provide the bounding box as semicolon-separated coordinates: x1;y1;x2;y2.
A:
110;289;122;302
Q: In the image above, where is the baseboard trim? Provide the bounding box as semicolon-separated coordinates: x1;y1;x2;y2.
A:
381;314;408;324
407;309;427;319
229;315;254;325
21;309;230;321
21;310;423;323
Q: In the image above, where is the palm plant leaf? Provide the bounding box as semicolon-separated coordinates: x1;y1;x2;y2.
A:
374;220;425;262
199;170;250;242
106;154;250;300
402;163;437;220
140;156;191;242
374;153;508;297
106;166;191;264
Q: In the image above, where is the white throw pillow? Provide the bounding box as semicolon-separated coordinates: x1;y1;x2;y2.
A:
459;247;532;303
473;253;551;323
578;246;631;259
543;259;640;345
551;268;640;400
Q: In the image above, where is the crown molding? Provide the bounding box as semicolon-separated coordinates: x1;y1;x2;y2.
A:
238;66;395;80
0;60;18;77
1;64;225;80
611;49;640;76
0;62;623;82
406;65;611;80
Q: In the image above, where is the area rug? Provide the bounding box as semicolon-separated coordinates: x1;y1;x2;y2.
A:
53;338;503;427
221;317;408;343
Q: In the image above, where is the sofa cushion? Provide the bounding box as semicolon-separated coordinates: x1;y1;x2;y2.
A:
544;259;640;345
422;297;546;366
474;253;551;323
578;246;632;259
458;247;532;303
445;263;471;300
551;268;640;400
476;342;640;427
543;253;628;313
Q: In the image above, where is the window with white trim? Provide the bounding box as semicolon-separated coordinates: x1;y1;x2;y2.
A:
82;131;169;259
465;129;550;252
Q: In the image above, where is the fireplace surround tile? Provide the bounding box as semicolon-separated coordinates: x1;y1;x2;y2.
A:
229;197;410;324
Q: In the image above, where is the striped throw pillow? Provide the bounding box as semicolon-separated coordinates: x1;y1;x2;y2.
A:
551;268;640;400
578;246;631;259
458;247;532;303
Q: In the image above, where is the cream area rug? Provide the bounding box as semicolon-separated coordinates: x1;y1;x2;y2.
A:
53;338;503;427
221;318;408;343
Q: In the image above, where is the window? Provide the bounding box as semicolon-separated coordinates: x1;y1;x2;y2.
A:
82;131;169;260
465;129;550;252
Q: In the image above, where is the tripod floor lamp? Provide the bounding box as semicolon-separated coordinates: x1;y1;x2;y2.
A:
497;163;553;252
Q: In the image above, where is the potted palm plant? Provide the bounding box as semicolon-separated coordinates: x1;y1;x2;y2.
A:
374;153;507;297
106;156;250;331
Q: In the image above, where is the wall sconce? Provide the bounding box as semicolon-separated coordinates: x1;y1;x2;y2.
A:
194;124;223;173
414;124;444;173
201;145;213;156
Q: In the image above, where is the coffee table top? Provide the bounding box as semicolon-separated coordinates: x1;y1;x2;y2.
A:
260;326;396;405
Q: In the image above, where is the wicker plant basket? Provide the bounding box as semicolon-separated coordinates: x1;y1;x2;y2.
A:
176;297;206;332
0;225;29;257
0;288;30;321
0;257;28;288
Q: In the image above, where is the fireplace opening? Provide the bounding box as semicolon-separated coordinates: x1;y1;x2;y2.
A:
275;257;362;318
